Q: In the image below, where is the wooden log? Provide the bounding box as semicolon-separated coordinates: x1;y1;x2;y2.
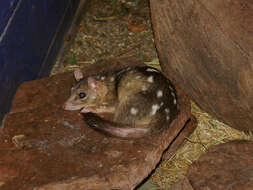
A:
150;0;253;131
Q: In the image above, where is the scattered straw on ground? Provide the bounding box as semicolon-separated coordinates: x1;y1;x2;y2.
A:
150;102;253;189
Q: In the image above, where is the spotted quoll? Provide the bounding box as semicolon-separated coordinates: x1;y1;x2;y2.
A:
62;66;179;139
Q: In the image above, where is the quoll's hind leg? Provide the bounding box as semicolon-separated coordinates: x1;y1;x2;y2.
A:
115;92;158;125
83;112;151;139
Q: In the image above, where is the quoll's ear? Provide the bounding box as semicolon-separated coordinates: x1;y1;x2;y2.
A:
88;77;99;91
74;68;84;82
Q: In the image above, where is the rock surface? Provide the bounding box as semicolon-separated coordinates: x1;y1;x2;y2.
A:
173;140;253;190
188;140;253;190
162;115;197;160
150;0;253;131
0;57;192;190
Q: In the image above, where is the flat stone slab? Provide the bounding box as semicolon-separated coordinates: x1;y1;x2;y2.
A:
172;140;253;190
0;57;192;190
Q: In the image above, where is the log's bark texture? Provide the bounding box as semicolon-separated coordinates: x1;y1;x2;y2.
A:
150;0;253;131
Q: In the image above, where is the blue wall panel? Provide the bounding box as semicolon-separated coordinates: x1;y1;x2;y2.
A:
0;0;80;124
0;1;19;35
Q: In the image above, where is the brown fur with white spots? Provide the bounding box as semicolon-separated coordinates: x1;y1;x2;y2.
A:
62;66;179;139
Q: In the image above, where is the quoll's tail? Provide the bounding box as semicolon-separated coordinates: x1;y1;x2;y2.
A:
82;113;151;139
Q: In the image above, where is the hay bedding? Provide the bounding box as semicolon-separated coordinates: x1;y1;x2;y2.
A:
51;0;253;189
150;102;253;189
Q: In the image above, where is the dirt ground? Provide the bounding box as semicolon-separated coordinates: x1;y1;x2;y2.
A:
52;0;157;74
51;0;253;189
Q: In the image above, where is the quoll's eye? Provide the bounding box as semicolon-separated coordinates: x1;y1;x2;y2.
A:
79;92;86;99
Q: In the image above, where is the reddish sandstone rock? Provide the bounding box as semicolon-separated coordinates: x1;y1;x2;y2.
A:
163;115;197;160
0;57;192;190
171;141;253;190
187;140;253;190
150;0;253;131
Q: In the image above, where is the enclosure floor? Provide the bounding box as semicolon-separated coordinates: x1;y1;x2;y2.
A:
51;0;253;189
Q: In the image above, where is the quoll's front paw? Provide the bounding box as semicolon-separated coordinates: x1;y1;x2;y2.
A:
80;107;97;113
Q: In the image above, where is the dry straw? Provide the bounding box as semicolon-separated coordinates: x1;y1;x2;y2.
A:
151;101;253;189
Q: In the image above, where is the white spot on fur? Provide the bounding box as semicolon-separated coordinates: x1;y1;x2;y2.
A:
92;123;98;127
173;99;177;105
146;68;159;72
110;77;115;82
130;107;138;115
150;104;160;115
157;90;163;98
147;76;154;83
169;85;174;91
160;102;164;106
91;95;96;99
171;92;175;97
142;85;147;91
166;115;170;121
165;108;170;113
101;76;105;81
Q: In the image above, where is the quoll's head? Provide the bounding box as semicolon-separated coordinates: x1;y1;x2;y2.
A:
62;69;100;111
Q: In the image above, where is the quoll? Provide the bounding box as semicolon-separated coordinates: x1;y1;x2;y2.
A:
62;66;179;139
